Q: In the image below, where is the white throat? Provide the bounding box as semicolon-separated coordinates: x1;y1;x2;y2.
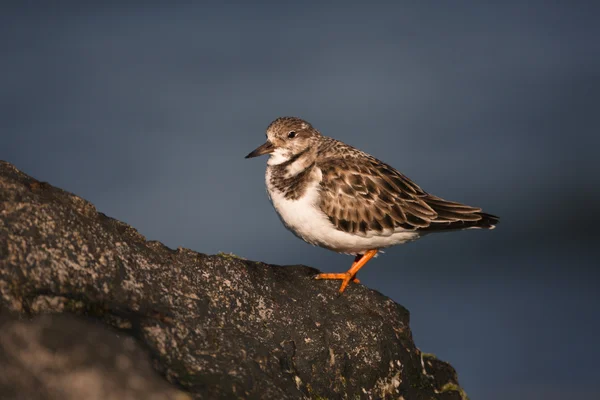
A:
267;148;291;166
267;148;315;178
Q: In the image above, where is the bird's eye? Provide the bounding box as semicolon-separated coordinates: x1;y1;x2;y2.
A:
287;131;296;139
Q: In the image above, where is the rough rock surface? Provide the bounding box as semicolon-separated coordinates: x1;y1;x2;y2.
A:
0;160;468;400
0;313;191;400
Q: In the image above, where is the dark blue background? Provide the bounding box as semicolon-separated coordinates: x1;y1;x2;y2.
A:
2;2;599;398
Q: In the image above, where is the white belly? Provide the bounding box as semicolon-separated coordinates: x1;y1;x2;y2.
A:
265;169;419;254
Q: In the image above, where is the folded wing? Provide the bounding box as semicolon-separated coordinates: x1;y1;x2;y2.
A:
317;157;498;236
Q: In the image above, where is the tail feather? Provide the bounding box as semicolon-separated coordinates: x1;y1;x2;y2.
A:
474;212;499;229
419;195;499;232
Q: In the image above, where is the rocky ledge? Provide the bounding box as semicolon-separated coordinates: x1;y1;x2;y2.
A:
0;161;467;400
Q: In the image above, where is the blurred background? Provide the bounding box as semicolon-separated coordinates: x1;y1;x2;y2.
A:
2;1;599;399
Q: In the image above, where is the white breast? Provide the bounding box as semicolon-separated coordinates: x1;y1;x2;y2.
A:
265;167;419;254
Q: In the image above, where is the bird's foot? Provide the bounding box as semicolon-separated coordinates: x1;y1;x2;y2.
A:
314;272;359;294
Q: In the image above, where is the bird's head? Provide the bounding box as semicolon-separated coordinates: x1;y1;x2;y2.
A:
245;117;320;164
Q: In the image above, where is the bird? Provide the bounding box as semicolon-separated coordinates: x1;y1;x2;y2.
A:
245;117;499;294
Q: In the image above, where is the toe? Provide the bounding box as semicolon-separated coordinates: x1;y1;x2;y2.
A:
338;275;352;294
315;273;347;280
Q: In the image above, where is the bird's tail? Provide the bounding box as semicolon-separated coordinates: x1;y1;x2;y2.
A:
472;212;499;229
420;195;499;232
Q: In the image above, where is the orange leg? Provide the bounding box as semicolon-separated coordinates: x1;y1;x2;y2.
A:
315;250;378;294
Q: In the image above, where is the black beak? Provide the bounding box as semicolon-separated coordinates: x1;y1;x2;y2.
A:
245;141;274;159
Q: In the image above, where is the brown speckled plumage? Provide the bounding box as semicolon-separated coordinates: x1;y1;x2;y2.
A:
247;116;499;293
269;158;315;201
315;137;499;235
262;118;498;236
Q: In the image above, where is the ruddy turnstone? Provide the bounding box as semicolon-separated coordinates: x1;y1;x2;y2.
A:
246;117;499;294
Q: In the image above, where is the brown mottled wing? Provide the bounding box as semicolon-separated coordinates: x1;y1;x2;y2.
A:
317;157;493;236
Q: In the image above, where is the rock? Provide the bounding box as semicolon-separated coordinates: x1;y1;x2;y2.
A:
0;160;467;399
0;313;191;400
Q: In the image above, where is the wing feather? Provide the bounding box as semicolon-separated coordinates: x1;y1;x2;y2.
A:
318;156;498;236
